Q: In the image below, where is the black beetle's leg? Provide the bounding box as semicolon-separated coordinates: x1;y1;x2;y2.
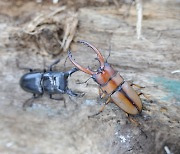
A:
64;67;79;77
88;97;111;118
49;94;66;107
16;59;33;72
66;89;85;97
65;68;85;97
23;94;42;109
66;89;78;97
49;94;64;100
56;88;65;94
68;95;77;104
23;98;34;109
49;59;60;71
16;59;44;72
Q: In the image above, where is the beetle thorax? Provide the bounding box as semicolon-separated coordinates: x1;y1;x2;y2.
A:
93;63;116;85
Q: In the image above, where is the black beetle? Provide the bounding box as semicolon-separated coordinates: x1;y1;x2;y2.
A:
19;59;84;108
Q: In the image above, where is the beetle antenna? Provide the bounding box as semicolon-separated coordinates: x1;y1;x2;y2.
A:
63;55;69;71
49;59;60;71
106;44;111;63
95;57;100;63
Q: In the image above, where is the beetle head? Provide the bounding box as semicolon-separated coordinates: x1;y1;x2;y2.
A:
68;41;116;85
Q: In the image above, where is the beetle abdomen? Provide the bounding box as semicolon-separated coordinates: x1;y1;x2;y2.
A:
111;82;142;115
20;73;43;94
100;72;142;115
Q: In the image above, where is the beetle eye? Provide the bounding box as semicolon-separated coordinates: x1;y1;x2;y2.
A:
100;66;104;71
97;68;102;73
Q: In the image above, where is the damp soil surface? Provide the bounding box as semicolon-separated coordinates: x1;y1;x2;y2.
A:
0;1;180;154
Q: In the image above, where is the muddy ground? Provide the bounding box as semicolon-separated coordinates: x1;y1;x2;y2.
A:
0;0;180;154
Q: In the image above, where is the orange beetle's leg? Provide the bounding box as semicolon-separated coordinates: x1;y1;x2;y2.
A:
126;113;148;137
76;77;92;85
129;82;145;89
99;87;106;99
126;114;140;126
138;92;152;102
88;97;111;118
125;113;140;126
130;82;152;102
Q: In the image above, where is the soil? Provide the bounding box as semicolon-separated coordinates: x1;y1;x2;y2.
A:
0;0;179;154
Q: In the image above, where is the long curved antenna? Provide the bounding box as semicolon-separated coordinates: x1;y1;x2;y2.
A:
68;50;95;75
49;59;60;71
78;40;105;69
63;55;69;71
106;44;111;63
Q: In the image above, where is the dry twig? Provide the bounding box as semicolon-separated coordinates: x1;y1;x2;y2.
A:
22;6;78;55
135;0;143;39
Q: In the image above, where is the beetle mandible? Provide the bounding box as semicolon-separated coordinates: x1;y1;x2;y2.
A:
20;59;84;108
68;41;143;116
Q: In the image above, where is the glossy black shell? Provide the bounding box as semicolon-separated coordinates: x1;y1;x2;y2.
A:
20;71;69;95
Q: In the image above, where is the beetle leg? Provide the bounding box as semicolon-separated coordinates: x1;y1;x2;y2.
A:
88;97;111;118
105;44;111;63
138;92;151;100
16;59;30;71
129;82;151;101
65;67;79;77
49;94;66;107
56;88;65;94
49;59;60;71
66;89;85;97
129;82;145;89
23;94;42;110
99;87;103;98
23;98;34;109
125;114;140;126
99;87;106;99
17;64;35;72
16;59;45;72
49;94;64;100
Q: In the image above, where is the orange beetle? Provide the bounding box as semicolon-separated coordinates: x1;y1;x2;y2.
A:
68;41;143;115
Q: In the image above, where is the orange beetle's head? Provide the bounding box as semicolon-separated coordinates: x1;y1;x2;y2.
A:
68;41;116;85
